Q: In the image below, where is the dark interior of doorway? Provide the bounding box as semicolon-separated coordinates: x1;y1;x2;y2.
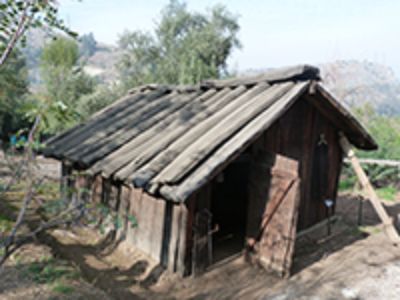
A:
210;153;251;264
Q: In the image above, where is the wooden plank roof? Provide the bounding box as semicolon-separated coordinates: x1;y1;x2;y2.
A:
43;64;377;202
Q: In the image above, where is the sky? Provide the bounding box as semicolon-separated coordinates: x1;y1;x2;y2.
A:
59;0;400;77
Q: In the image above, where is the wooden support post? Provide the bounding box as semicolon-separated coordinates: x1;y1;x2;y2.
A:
357;195;364;226
339;132;400;245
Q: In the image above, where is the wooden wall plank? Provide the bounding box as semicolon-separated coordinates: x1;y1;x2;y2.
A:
262;96;343;230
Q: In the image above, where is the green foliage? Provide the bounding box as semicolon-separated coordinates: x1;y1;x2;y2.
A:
340;103;400;193
118;0;240;89
23;258;76;284
353;103;400;160
79;32;97;58
41;198;65;215
376;186;397;202
95;202;138;231
35;37;95;134
21;257;79;295
41;36;79;69
52;282;75;294
338;176;356;192
0;49;29;141
35;181;59;197
127;215;138;228
0;0;79;139
0;215;14;234
0;0;77;53
76;84;124;120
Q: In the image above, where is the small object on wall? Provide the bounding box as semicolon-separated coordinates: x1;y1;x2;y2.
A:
324;198;334;235
318;133;328;146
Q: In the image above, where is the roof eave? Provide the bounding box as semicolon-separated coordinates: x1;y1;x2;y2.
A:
314;83;378;151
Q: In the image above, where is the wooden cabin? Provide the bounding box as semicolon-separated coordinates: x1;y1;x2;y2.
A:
43;65;377;277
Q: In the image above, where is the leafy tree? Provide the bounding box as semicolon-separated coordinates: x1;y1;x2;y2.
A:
0;0;76;67
38;37;95;133
79;32;97;58
41;36;79;69
118;0;241;89
340;103;400;189
0;49;29;141
0;0;89;270
353;103;400;160
77;84;124;120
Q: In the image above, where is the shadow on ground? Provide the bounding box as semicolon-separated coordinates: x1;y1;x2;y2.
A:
3;191;400;299
39;230;169;300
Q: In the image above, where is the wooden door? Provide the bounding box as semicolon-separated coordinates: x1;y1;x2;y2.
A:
258;155;300;277
191;209;212;276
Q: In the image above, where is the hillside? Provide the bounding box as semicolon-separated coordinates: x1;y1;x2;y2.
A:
320;61;400;115
23;29;121;86
83;42;121;85
22;30;400;115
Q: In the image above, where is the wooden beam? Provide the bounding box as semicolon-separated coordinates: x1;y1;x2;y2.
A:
296;216;341;239
339;132;400;245
343;158;400;167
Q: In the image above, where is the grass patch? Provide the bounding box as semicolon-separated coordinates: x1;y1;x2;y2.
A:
21;257;79;296
52;282;75;294
339;177;357;192
376;186;397;202
22;257;79;284
0;214;14;233
358;225;381;235
348;226;364;237
36;181;60;200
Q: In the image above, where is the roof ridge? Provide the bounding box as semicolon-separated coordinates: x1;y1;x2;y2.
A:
126;65;320;95
202;64;321;88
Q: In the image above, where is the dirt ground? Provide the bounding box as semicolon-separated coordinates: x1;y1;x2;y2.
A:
0;243;111;300
2;196;399;300
1;156;400;299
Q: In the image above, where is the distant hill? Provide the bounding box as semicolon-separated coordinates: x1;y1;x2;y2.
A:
22;30;400;115
83;42;121;85
22;29;121;87
320;61;400;115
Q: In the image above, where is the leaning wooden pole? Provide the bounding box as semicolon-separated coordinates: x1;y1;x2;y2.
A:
339;132;400;245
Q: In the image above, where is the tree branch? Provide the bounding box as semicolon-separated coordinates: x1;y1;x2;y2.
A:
0;0;35;67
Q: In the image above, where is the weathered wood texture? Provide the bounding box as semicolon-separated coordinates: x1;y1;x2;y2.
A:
245;140;275;242
84;180;189;273
44;65;376;205
262;96;343;230
310;84;377;150
158;82;309;202
203;64;320;88
344;158;400;167
51;65;380;277
257;155;300;277
124;84;267;184
179;93;347;274
91;175;103;203
189;184;212;276
192;209;212;276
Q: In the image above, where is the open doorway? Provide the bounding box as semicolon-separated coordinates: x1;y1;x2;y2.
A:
210;153;251;264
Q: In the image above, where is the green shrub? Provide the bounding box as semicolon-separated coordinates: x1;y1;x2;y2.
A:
376;186;397;202
52;282;75;294
23;258;78;284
